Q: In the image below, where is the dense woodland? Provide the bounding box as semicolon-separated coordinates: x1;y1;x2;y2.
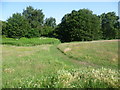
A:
1;6;120;42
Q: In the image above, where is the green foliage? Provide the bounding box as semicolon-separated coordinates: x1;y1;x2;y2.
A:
25;28;40;38
6;13;31;38
100;12;119;39
41;26;54;37
22;6;45;38
1;21;7;36
23;6;44;28
2;6;57;39
42;17;56;37
2;6;119;41
44;17;56;28
2;37;61;46
1;6;119;42
56;9;102;42
0;20;2;35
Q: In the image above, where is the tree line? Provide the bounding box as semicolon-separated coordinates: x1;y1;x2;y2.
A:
2;6;56;38
1;6;120;42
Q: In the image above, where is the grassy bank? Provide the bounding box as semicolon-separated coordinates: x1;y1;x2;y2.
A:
2;40;119;88
57;40;119;70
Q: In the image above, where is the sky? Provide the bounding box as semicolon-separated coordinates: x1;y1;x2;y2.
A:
0;2;119;24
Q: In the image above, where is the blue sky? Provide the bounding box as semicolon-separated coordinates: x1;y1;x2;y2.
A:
1;2;118;24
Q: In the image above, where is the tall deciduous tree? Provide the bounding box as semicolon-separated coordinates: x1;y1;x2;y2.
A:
100;12;119;39
0;20;3;35
44;17;56;28
6;13;30;38
23;6;44;27
23;6;44;35
56;9;102;42
41;17;56;37
1;21;7;36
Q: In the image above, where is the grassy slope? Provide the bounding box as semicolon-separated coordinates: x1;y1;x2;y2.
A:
57;40;118;70
2;40;119;88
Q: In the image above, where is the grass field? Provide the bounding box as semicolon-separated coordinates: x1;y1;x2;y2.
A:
2;39;119;88
57;40;119;70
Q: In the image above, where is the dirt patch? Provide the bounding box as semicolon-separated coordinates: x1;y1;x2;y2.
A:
64;48;71;53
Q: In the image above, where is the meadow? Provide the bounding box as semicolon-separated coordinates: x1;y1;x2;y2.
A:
2;38;119;88
57;40;119;70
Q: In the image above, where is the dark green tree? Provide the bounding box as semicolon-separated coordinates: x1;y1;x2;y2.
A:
25;28;40;38
41;26;55;37
23;6;44;35
2;21;8;36
0;20;2;35
41;17;56;37
44;17;56;28
6;13;30;38
56;9;102;42
100;12;119;39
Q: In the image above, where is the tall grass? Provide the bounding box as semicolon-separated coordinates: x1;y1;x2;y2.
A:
2;37;61;46
3;67;119;88
41;67;119;88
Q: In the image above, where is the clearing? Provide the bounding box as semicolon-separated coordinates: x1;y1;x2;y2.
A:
2;40;119;88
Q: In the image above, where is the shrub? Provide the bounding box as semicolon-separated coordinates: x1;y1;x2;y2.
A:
2;37;61;46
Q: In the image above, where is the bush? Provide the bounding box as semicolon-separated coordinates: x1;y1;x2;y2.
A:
2;37;61;46
56;9;102;42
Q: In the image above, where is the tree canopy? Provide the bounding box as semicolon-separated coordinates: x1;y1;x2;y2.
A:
1;6;119;41
2;6;56;38
56;9;102;42
44;17;56;28
5;13;30;38
100;12;119;39
23;6;44;28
